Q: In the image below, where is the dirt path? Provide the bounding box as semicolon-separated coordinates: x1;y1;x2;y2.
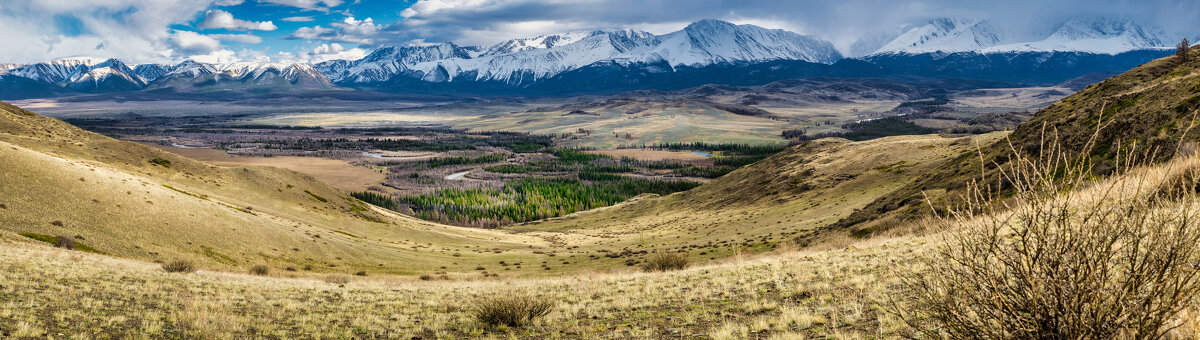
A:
445;170;470;180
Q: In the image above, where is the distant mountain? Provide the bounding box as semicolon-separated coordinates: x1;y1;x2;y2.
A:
873;18;1004;54
479;32;594;56
322;19;843;86
870;17;1169;55
316;42;474;83
2;57;146;92
0;58;333;99
0;18;1181;100
149;61;333;90
982;18;1165;54
847;25;910;57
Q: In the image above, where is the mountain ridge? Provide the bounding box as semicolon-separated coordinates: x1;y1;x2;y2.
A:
0;18;1182;99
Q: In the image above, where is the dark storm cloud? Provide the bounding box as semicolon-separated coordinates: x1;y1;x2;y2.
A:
380;0;1200;52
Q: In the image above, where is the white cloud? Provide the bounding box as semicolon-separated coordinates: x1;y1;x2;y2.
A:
213;0;244;6
188;49;239;63
198;9;278;31
286;17;381;44
170;30;222;53
210;33;263;44
0;0;212;63
262;0;344;11
301;43;367;62
281;16;316;22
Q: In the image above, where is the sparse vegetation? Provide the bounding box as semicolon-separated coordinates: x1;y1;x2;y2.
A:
397;177;700;227
898;147;1200;339
784;117;937;141
53;235;75;250
1178;37;1191;63
148;157;172;167
470;294;554;328
18;232;99;253
162;260;196;273
641;252;689;272
303;190;328;203
425;153;507;168
350;191;399;210
324;274;351;285
249;265;270;276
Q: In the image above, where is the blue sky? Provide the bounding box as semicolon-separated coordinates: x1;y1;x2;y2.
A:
0;0;1196;64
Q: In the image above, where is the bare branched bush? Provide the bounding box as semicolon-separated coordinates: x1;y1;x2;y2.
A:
642;252;689;272
323;274;351;285
897;138;1200;339
162;260;196;273
471;293;553;328
249;265;270;276
54;235;75;250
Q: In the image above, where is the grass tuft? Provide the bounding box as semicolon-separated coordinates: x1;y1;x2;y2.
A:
249;265;270;276
324;275;351;285
641;252;689;272
53;235;75;250
471;294;553;328
162;260;196;273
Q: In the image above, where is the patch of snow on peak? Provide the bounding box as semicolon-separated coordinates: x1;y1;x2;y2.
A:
874;18;1003;54
983;17;1168;54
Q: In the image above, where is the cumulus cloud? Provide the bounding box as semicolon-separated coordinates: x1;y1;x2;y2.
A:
282;43;367;63
286;17;381;44
210;33;264;44
3;0;1199;64
0;0;213;63
198;9;278;31
170;30;222;53
262;0;344;11
188;49;239;63
388;0;1200;54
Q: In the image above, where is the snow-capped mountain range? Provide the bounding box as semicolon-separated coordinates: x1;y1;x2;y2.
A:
0;57;330;92
318;20;843;85
0;18;1180;99
869;17;1170;55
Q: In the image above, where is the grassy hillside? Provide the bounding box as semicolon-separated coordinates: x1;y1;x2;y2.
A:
0;102;554;276
512;132;1005;249
834;47;1200;235
7;149;1200;338
0;101;980;277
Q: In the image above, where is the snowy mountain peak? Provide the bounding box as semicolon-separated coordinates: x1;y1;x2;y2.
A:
665;19;842;65
320;19;842;85
982;17;1168;54
365;42;472;63
481;31;595;56
873;18;1003;54
1052;17;1160;43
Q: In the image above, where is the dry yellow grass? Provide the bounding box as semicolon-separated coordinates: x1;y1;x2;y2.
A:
6;101;1200;337
0;100;1000;278
146;144;386;192
0;227;921;338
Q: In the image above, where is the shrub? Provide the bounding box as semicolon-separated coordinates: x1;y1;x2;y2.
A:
354;271;367;276
641;252;689;272
53;235;75;250
419;274;433;281
249;265;270;276
324;275;351;285
896;145;1200;339
471;294;553;328
149;158;172;167
162;260;196;273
